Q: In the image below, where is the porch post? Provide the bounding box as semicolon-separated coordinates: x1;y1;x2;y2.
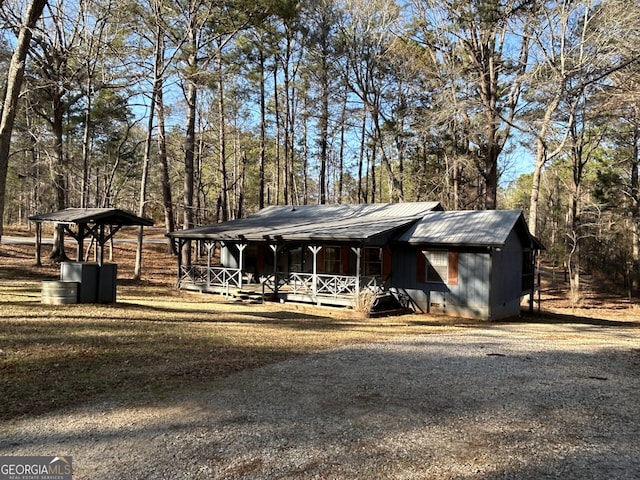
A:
176;239;184;287
238;243;247;288
309;246;322;304
206;241;215;287
270;244;279;296
352;246;361;297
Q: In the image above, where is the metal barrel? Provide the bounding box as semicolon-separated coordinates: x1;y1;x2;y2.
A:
41;281;79;305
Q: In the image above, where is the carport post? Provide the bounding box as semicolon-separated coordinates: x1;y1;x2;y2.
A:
34;222;42;266
76;223;84;261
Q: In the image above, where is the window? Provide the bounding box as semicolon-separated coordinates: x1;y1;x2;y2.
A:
289;245;303;272
426;250;448;283
417;249;458;285
364;247;382;276
324;246;341;274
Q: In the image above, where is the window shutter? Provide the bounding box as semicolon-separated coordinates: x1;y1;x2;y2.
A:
317;247;325;273
382;246;392;277
448;251;459;286
341;245;350;274
416;249;426;283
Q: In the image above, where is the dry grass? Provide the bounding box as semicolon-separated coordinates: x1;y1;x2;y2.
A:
0;237;475;422
3;233;638;423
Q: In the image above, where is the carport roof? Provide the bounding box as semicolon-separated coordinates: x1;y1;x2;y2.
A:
29;208;153;227
167;202;443;244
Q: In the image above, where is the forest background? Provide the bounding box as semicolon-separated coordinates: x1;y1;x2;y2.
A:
1;0;640;304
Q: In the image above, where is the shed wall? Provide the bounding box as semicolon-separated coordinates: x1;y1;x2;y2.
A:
391;246;491;319
490;229;524;319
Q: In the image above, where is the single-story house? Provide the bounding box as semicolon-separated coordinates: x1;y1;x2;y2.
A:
167;202;543;320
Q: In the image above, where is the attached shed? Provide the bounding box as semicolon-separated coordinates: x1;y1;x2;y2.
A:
395;210;543;320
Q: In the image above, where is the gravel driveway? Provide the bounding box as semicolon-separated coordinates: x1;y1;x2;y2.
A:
2;323;639;479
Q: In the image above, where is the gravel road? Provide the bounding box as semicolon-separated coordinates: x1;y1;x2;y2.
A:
2;322;639;479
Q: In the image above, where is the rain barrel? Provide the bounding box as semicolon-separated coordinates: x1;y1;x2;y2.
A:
41;281;79;305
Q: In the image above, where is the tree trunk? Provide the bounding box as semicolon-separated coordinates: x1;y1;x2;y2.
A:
372;104;403;202
236;150;246;218
302;116;309;204
630;119;640;296
282;36;292;206
49;95;68;261
157;73;175;254
357;112;366;203
338;90;346;203
0;0;47;240
273;66;281;204
81;74;91;208
258;47;266;210
528;93;565;235
319;54;329;205
182;78;197;266
218;51;229;221
484;141;499;210
134;48;158;280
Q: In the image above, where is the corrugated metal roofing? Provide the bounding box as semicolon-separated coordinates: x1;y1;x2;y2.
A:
397;210;528;247
254;202;444;219
168;202;442;243
29;208;154;226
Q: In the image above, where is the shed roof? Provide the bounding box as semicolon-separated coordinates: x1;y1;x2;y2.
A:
29;208;153;227
397;210;543;249
168;202;442;244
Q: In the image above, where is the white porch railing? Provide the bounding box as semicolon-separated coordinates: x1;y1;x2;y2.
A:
288;272;314;294
179;265;242;289
179;266;386;300
263;272;385;298
317;274;356;296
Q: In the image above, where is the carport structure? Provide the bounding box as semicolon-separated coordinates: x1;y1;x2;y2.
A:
29;208;154;266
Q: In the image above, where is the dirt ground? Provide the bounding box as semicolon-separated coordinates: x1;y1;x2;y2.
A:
2;323;639;479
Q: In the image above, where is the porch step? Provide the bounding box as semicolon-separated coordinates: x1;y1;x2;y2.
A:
367;307;413;318
231;289;264;304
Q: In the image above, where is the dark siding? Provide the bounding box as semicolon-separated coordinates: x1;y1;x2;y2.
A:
392;245;490;319
490;229;524;319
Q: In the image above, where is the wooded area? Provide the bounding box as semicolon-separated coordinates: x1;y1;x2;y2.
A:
1;0;640;302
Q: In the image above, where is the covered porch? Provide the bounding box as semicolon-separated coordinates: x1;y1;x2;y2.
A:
174;239;389;307
166;202;442;309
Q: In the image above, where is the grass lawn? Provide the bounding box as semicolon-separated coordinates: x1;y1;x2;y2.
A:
0;240;472;421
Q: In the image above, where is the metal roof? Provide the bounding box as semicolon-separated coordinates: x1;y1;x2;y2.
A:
168;202;442;244
397;210;542;248
29;208;154;227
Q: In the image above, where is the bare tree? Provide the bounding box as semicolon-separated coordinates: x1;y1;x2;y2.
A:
410;0;532;209
339;0;405;202
523;0;640;236
0;0;47;241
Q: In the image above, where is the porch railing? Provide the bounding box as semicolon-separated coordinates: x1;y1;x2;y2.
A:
179;265;242;290
263;272;385;298
179;265;385;299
